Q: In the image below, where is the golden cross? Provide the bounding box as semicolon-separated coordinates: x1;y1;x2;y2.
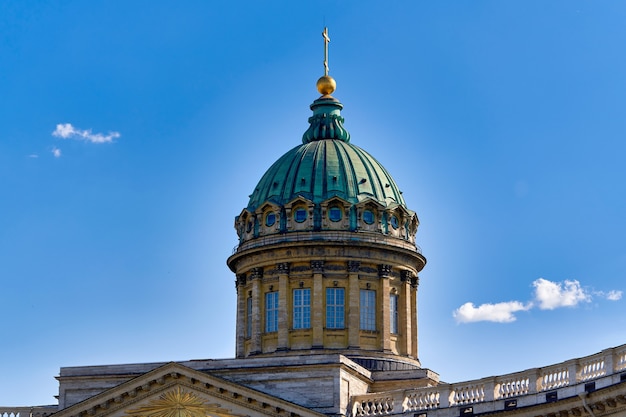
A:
322;27;330;76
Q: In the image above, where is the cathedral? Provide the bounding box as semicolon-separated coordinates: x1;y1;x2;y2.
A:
2;30;626;417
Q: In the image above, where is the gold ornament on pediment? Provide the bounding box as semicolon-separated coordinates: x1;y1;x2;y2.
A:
125;387;233;417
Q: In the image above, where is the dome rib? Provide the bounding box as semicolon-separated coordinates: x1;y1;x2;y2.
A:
247;139;407;212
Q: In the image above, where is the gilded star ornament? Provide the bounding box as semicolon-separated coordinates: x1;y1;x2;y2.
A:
126;387;230;417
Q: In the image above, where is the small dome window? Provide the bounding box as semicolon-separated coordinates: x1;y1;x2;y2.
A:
363;210;375;225
390;215;399;229
265;212;276;227
246;221;253;233
329;207;342;222
294;208;307;223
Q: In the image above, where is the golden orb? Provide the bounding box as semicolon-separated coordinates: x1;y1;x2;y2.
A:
316;75;336;95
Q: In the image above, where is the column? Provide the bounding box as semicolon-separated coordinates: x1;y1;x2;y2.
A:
235;274;247;358
312;260;324;348
249;267;263;355
379;264;392;352
347;261;360;348
400;271;413;357
411;275;419;359
277;262;290;350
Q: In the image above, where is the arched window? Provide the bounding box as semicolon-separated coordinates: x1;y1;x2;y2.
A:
363;209;375;225
329;206;342;222
294;208;307;223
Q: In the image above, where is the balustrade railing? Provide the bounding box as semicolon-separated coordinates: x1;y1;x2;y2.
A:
350;344;626;416
232;230;422;255
0;407;56;417
353;396;396;416
497;373;531;398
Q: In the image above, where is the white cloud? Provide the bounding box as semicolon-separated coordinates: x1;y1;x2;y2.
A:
454;278;621;324
28;154;39;158
596;290;623;301
533;278;590;310
606;290;623;301
453;301;532;323
52;123;120;144
51;147;61;158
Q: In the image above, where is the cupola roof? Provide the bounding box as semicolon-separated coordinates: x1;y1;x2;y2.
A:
248;80;407;212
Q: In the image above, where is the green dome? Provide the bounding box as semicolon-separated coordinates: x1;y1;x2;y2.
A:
247;140;406;212
247;95;406;211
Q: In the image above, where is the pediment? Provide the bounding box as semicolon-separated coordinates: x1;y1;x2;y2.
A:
54;362;325;417
254;202;281;216
283;196;314;209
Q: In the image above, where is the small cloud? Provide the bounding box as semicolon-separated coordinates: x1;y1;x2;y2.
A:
533;278;590;310
606;290;623;301
51;147;61;158
595;289;623;301
52;123;120;144
453;301;531;323
28;154;39;158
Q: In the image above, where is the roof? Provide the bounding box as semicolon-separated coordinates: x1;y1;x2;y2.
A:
246;95;407;212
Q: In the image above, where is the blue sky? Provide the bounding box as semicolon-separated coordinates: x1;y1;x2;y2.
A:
2;1;626;406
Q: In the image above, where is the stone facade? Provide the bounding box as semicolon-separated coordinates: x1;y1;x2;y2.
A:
229;239;423;361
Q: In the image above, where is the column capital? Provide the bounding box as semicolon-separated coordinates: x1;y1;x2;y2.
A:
249;267;263;280
276;262;290;273
401;270;413;282
236;274;247;287
411;276;420;288
311;260;325;273
347;260;361;273
378;264;392;277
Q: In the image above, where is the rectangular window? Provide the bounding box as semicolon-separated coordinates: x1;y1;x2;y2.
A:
246;296;253;338
390;294;399;334
265;292;279;333
326;288;345;329
293;288;311;329
360;289;376;330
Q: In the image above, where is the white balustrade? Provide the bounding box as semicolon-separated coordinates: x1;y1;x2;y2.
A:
349;343;626;416
0;412;22;417
616;346;626;371
353;396;395;416
496;374;530;398
404;389;440;411
579;355;606;381
539;365;569;391
450;383;485;405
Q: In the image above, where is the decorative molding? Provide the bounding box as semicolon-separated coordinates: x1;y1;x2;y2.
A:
348;261;361;273
302;112;350;143
125;387;226;417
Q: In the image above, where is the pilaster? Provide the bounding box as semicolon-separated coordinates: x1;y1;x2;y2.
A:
401;270;413;357
235;274;247;358
348;261;360;348
379;264;392;352
249;267;263;355
312;260;324;348
277;263;290;350
411;275;419;358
